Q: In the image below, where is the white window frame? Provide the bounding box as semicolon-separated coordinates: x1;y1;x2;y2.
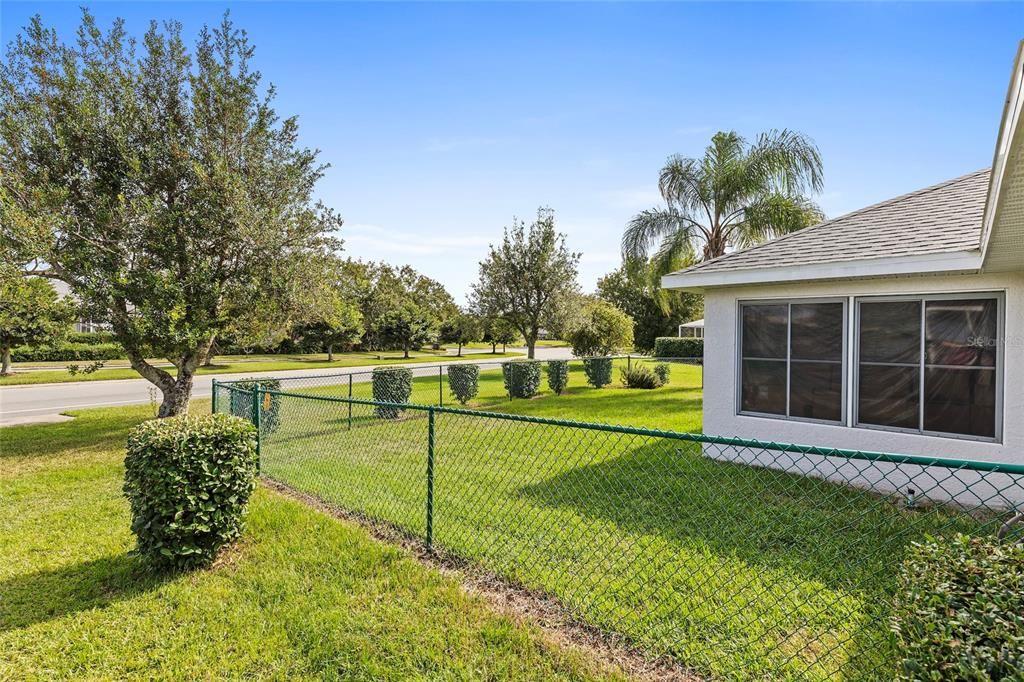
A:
852;291;1004;443
736;297;848;426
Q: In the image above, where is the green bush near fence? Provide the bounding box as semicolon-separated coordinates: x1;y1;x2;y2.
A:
502;360;542;398
545;360;569;395
892;534;1024;681
582;357;613;388
11;342;125;363
653;362;671;386
447;364;480;405
653;337;703;358
123;414;258;571
620;363;661;389
229;378;282;434
372;367;413;418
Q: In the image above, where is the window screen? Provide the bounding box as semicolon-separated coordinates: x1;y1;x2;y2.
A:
857;296;999;439
739;301;844;422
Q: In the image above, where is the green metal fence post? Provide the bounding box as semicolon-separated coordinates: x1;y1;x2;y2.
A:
627;354;631;371
347;374;353;430
211;378;219;414
251;385;262;459
438;365;443;406
426;407;435;549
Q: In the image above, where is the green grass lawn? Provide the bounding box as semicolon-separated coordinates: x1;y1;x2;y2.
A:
243;363;996;681
0;351;523;386
0;404;622;681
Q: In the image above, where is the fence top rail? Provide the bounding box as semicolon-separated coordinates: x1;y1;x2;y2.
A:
213;354;703;386
236;385;1024;476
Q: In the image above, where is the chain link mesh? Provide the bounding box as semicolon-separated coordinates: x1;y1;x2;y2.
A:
212;363;1021;681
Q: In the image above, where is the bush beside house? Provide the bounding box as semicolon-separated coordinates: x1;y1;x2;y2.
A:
653;337;703;358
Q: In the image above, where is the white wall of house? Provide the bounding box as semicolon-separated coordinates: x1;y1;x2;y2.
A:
700;271;1024;505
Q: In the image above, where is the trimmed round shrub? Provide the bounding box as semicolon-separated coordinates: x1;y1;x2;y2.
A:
502;360;542;398
545;360;569;395
228;378;282;434
582;357;613;388
892;534;1024;681
653;362;671;386
372;366;413;418
448;364;480;405
123;414;259;571
620;363;660;389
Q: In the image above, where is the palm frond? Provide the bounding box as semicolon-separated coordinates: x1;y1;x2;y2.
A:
621;207;696;262
650;225;698;280
731;194;824;248
746;129;824;196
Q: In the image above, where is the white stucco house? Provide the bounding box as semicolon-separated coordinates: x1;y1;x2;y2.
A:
662;44;1024;503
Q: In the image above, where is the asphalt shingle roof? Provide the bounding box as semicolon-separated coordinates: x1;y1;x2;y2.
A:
669;168;990;277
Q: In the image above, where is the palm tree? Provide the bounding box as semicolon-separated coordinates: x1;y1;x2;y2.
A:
622;130;825;275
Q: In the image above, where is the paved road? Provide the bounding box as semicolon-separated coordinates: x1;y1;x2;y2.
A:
0;348;573;426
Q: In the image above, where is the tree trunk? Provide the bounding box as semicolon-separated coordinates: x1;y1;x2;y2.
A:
457;343;463;357
327;344;334;362
502;342;506;353
526;335;537;359
403;343;410;359
157;372;194;418
491;341;497;354
1;346;11;375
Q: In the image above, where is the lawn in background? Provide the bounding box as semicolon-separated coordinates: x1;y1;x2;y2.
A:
0;404;620;681
252;363;989;681
0;350;523;386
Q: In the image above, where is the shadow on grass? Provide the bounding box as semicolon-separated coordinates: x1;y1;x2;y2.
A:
0;552;166;632
519;438;980;596
0;410;146;460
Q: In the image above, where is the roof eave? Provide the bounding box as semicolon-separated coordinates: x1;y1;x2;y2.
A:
661;250;983;292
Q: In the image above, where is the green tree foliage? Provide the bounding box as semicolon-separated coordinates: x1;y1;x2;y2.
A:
348;261;457;353
441;311;484;357
0;277;75;374
566;299;634;358
483;316;519;354
0;12;341;415
471;208;580;359
622;130;824;275
289;255;364;361
596;259;703;353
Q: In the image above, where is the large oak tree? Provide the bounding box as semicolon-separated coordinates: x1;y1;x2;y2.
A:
1;12;342;415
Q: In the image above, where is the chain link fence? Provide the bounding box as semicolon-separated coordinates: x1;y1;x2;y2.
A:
212;379;1023;681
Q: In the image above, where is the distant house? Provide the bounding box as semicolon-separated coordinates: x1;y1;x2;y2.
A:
51;279;108;334
662;43;1024;486
677;319;704;339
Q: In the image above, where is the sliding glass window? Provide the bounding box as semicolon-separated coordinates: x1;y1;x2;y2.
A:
739;300;845;423
856;295;1000;440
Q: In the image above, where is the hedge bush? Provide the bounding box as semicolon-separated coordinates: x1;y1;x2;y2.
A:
620;363;661;389
123;414;259;571
69;331;117;344
891;534;1024;681
653;337;703;359
228;378;282;435
502;360;542;398
372;367;413;418
653;362;671;386
545;360;569;395
448;364;479;405
11;342;125;363
582;357;613;388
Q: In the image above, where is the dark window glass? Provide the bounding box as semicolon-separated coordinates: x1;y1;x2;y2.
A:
791;303;844;361
858;365;920;430
790;361;843;422
924;368;996;438
859;301;921;364
926;299;998;367
742;304;788;359
741;360;787;415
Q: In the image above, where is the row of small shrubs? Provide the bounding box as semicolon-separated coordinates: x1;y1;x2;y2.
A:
11;342;125;362
891;534;1024;680
652;337;703;359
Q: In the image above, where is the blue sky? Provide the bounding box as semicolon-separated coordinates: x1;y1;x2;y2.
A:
3;2;1022;302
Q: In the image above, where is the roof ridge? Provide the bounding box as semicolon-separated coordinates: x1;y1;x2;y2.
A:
679;167;991;275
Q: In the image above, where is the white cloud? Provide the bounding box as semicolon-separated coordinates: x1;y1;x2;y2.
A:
343;223;492;257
